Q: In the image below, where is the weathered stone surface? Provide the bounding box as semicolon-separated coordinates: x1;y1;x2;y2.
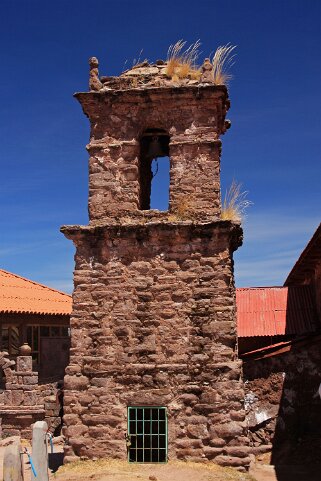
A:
186;423;209;439
210;421;245;439
209;437;226;447
244;337;321;460
3;440;23;481
203;446;224;459
61;59;247;468
16;356;32;372
0;353;48;439
175;438;203;449
89;57;102;91
225;446;252;457
215;455;251;467
64;375;89;390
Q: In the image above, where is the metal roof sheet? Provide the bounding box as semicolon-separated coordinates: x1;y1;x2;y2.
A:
236;286;317;337
241;334;321;360
0;269;72;316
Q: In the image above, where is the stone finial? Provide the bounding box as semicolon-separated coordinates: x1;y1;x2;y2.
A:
89;56;103;91
19;342;31;356
200;58;214;83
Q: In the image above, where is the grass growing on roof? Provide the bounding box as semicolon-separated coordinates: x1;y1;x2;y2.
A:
221;180;252;222
166;39;202;80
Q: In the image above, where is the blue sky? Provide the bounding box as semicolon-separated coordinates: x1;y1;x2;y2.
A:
1;0;320;293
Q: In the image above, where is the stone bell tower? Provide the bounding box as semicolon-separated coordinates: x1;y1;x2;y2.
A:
61;57;249;468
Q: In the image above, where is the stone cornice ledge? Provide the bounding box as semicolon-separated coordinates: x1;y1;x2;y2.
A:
61;220;243;251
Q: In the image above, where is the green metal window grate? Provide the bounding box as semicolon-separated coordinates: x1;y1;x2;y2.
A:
127;406;167;463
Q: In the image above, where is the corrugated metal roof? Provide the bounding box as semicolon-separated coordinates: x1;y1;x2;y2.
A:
0;269;72;316
241;334;321;360
236;286;317;337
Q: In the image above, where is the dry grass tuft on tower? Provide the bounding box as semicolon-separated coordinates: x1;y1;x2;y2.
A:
165;40;236;85
221;180;252;222
166;39;202;80
212;43;237;85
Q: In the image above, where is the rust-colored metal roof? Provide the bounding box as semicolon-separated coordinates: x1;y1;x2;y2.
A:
236;286;317;337
0;269;72;316
241;334;321;360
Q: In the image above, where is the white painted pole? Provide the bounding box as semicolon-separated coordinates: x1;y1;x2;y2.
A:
31;421;49;481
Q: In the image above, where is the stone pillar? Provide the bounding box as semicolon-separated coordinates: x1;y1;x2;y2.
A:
169;138;222;218
87;140;140;222
31;421;49;481
3;439;24;481
0;352;45;439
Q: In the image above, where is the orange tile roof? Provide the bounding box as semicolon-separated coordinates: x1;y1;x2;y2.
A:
0;269;72;316
236;286;317;337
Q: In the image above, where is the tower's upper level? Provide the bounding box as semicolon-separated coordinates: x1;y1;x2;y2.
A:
76;55;232;225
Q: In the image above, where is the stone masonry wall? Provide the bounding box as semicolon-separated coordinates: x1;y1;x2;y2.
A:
243;337;321;464
36;383;62;435
62;67;248;469
76;86;229;224
62;221;250;467
0;353;62;438
0;353;45;439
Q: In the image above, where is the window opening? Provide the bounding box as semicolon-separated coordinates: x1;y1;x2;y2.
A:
27;325;39;364
1;326;20;356
139;129;170;211
127;406;167;463
150;156;170;210
27;325;70;366
40;326;70;338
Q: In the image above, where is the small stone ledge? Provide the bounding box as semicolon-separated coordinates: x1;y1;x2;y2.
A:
0;406;45;415
75;83;228;99
61;219;242;242
61;220;243;255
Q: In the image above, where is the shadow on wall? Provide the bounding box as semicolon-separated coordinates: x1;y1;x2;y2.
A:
271;286;321;479
243;289;321;479
0;368;5;390
271;339;321;481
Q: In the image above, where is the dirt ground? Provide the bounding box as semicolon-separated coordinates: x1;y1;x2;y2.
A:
0;437;319;481
0;436;64;481
0;437;252;481
55;458;253;481
55;459;321;481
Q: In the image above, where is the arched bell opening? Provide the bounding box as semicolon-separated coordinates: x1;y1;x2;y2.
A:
139;129;170;211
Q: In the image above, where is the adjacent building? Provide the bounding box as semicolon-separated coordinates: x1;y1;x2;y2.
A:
0;268;71;382
238;224;321;465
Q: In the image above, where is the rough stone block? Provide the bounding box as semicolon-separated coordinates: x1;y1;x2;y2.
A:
23;376;38;385
64;375;89;390
3;440;23;481
16;356;33;372
23;391;38;406
210;421;245;439
215;455;251;467
186;423;209;439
